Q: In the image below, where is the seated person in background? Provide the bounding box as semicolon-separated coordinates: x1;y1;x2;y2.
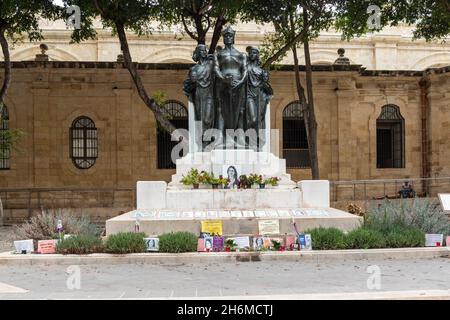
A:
398;181;415;198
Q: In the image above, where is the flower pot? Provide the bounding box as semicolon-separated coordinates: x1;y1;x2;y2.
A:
212;183;219;189
193;183;199;189
225;246;231;252
259;183;266;189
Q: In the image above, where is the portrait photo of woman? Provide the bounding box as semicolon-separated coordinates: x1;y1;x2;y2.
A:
224;165;240;189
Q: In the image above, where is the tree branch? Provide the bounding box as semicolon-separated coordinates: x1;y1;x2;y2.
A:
262;11;321;69
115;22;176;134
181;15;199;42
208;10;226;54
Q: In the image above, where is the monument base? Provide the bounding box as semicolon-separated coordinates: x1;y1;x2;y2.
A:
106;180;363;236
106;208;362;236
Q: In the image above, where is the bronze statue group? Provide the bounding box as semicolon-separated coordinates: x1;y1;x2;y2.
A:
184;26;273;150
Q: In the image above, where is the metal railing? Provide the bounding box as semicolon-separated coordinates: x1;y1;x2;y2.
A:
330;176;450;209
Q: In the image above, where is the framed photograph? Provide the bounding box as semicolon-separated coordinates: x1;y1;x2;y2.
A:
222;165;241;189
144;238;159;252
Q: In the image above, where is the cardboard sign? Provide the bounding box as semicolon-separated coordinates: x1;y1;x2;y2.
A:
144;238;159;252
14;240;34;254
212;236;224;252
425;234;444;247
284;235;296;250
201;220;223;236
228;236;250;249
298;234;312;250
37;240;57;254
258;220;280;235
438;194;450;212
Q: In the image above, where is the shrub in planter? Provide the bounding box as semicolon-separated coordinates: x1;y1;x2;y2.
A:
384;228;425;248
105;232;147;254
56;235;104;255
366;199;450;235
158;232;198;253
345;228;386;249
305;227;347;250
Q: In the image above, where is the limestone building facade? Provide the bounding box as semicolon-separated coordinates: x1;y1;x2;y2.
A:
0;22;449;222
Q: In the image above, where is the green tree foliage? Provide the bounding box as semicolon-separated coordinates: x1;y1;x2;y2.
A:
335;0;450;41
158;0;244;53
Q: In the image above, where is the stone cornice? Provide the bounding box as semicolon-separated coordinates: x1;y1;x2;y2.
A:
1;61;448;77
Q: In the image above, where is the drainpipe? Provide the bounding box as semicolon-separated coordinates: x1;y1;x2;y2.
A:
419;74;430;195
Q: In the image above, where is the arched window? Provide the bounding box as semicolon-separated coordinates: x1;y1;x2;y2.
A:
157;100;188;169
70;116;98;169
283;101;310;169
377;105;405;168
0;106;10;170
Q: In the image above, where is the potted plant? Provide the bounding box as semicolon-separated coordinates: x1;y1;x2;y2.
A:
198;171;213;188
180;168;200;189
265;177;280;188
239;175;251;189
209;176;221;189
271;239;282;251
225;239;236;252
249;174;265;189
218;175;229;189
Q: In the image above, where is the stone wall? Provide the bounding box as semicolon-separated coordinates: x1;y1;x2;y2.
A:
1;63;448;194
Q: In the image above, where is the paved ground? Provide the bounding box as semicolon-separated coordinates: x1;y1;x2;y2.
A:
0;257;449;299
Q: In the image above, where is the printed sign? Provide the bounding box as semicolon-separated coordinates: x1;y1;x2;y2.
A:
194;211;207;219
206;211;218;219
258;220;280;235
198;237;213;252
265;210;278;218
425;234;444;247
231;211;243;218
277;210;291;218
222;165;241;189
14;240;34;254
284;235;296;250
159;211;179;219
253;236;267;251
243;211;255;218
438;194;450;212
212;236;224;252
254;210;267;218
181;211;194;219
298;234;312;250
201;220;223;236
37;240;57;254
292;209;306;217
218;211;231;218
229;236;250;249
132;210;157;219
144;238;159;252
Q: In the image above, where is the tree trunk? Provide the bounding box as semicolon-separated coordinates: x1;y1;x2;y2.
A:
303;12;320;180
115;22;176;134
208;12;226;54
0;27;11;114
